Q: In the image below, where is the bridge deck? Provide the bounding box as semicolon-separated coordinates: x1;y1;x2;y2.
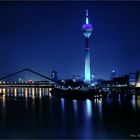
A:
0;84;53;88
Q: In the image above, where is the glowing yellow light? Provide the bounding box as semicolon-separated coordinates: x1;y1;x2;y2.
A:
25;88;28;98
39;88;42;99
14;88;17;97
48;88;52;96
32;88;35;99
2;88;6;94
49;92;52;97
7;88;9;93
3;93;5;97
2;94;6;105
136;83;140;87
137;96;140;109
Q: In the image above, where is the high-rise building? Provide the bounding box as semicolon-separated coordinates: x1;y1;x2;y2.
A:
136;70;140;87
82;10;93;84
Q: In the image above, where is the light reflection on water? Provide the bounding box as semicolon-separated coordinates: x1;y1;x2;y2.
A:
118;94;121;105
60;98;66;129
83;99;93;138
39;88;42;99
93;98;103;123
2;93;6;118
14;88;17;97
132;95;136;112
32;88;35;100
60;98;65;113
0;88;139;138
85;99;92;118
25;88;28;98
137;95;140;110
0;87;51;98
98;98;102;120
72;100;78;114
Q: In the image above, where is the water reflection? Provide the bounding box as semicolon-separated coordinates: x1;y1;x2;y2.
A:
94;98;103;122
60;98;66;128
106;94;111;104
132;95;136;112
85;99;92;118
25;95;28;112
29;88;32;97
25;88;28;98
118;94;121;105
32;88;35;100
2;93;6;116
39;88;42;99
48;88;52;97
0;87;52;99
98;98;102;120
137;95;140;110
82;99;93;138
14;88;17;97
0;88;140;139
61;98;65;113
3;88;6;94
72;100;78;114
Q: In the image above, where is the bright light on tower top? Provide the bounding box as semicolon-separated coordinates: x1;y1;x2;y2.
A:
86;9;89;24
82;9;93;29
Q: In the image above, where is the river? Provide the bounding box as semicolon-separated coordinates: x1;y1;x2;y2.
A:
0;87;139;139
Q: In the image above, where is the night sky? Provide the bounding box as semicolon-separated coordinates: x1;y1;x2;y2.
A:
0;1;140;80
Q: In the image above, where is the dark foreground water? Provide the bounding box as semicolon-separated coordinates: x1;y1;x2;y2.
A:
0;87;140;139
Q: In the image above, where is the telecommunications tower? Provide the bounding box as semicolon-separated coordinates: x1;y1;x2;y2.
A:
82;10;93;83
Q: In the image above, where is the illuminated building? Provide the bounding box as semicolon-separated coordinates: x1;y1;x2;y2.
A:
91;74;97;86
136;70;140;87
82;10;93;83
129;73;136;86
112;75;129;86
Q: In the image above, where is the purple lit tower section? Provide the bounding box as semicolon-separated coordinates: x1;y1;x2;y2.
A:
82;10;93;83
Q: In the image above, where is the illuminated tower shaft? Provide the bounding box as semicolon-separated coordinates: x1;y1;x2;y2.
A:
82;10;93;83
85;37;90;83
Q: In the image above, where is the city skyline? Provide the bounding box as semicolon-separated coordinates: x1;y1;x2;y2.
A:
0;1;140;80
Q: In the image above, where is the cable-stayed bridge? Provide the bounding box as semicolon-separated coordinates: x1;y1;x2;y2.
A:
0;68;57;88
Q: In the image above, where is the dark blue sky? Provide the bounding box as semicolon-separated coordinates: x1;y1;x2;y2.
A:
0;1;140;80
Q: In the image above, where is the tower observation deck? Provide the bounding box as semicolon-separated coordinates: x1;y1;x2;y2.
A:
82;10;93;84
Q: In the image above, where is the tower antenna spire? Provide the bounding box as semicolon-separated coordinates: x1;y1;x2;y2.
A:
86;9;88;17
86;9;89;24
